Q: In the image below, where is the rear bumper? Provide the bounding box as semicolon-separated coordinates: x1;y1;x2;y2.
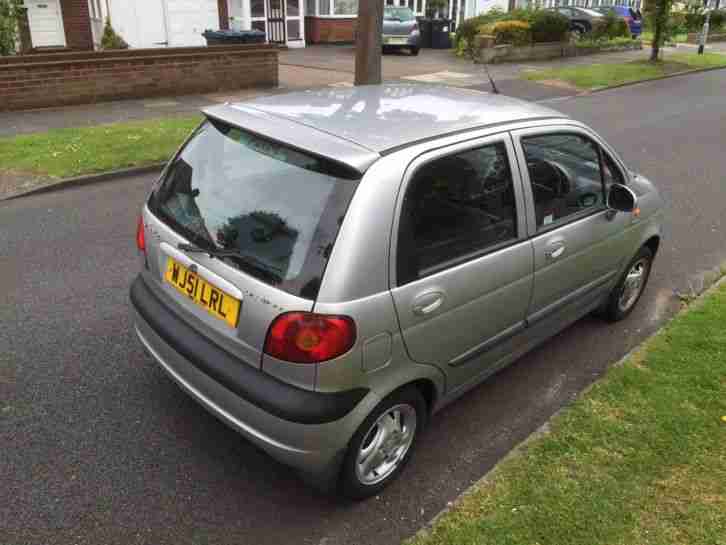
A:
130;275;379;477
382;33;420;47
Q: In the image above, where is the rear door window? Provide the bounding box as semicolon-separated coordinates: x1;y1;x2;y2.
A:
149;119;360;299
397;142;518;285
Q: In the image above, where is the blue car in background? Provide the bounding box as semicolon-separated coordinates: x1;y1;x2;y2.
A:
596;5;643;38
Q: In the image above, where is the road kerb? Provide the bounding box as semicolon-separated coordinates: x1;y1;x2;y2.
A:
1;163;165;202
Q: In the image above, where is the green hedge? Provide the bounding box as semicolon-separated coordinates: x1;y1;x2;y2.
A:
454;7;569;52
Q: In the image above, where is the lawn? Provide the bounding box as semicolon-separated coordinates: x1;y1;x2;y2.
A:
410;282;726;545
0;116;201;179
525;52;726;90
641;30;688;44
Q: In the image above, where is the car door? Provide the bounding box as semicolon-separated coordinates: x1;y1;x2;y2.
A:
511;126;634;327
390;135;534;390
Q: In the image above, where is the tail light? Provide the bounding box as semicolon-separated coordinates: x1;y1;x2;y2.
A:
136;215;146;253
264;312;356;364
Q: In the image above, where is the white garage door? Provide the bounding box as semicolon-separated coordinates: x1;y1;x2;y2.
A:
166;0;220;47
26;0;66;48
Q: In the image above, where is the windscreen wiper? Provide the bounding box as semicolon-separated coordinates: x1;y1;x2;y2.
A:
178;243;283;282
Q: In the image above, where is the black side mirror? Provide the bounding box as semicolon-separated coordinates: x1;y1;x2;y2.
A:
607;183;637;213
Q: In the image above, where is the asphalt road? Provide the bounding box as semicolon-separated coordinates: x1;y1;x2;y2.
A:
2;69;725;545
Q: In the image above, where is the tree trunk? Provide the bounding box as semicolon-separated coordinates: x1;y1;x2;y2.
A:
355;0;384;86
649;0;670;62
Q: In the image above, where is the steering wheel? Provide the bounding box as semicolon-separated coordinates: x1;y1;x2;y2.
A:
577;192;599;208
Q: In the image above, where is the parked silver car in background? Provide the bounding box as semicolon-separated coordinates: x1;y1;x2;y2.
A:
382;7;421;55
131;84;663;499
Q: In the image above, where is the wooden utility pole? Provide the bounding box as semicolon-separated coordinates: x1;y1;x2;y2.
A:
354;0;384;85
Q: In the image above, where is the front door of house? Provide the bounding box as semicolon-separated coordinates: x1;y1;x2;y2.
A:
266;0;286;44
26;0;66;48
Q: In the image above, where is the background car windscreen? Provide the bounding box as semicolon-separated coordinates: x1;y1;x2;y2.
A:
149;119;360;299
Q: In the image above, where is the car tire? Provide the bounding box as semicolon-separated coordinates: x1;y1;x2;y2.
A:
601;246;654;322
382;45;390;54
339;386;427;500
410;46;420;56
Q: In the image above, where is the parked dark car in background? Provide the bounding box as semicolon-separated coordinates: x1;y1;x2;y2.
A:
595;5;643;37
382;7;421;55
550;6;605;38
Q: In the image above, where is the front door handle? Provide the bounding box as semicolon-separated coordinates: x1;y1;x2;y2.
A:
545;243;566;260
412;291;445;316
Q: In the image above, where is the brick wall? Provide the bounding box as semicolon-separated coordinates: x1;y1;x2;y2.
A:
60;0;94;50
0;45;279;112
305;17;357;44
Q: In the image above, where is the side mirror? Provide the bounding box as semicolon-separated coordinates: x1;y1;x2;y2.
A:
607;183;637;213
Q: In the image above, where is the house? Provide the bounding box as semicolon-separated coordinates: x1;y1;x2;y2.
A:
22;0;645;53
22;0;305;50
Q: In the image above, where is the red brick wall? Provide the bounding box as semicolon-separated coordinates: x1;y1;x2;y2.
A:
60;0;94;50
218;0;230;30
0;45;279;112
305;17;357;44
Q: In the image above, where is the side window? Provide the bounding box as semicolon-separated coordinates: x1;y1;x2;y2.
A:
397;142;518;286
601;148;625;190
521;133;605;230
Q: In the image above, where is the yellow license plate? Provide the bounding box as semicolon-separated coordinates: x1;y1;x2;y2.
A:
164;258;241;328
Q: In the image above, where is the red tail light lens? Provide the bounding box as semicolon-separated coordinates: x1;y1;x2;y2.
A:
136;215;146;253
264;312;356;364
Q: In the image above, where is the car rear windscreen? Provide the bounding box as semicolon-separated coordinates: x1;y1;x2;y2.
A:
384;7;416;21
148;119;360;300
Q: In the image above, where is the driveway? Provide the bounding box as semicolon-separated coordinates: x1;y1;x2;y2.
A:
3;69;726;545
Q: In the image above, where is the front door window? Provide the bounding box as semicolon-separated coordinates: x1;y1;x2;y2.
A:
520;133;606;231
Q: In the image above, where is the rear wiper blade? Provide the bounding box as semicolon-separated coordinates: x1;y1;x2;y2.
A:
178;243;284;282
178;242;240;259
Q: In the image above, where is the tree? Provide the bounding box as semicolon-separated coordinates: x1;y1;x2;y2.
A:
355;0;384;85
649;0;673;61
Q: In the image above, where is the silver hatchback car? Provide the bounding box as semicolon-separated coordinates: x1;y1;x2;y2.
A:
131;85;663;499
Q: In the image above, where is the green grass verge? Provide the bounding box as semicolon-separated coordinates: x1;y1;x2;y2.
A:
409;283;726;545
641;31;688;44
0;116;201;179
525;52;726;89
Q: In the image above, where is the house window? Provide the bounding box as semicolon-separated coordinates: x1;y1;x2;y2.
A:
320;0;331;14
287;19;301;38
88;0;103;20
251;0;266;18
334;0;358;14
306;0;316;15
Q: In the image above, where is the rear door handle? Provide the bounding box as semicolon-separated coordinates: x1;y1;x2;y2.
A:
412;291;445;316
545;242;566;260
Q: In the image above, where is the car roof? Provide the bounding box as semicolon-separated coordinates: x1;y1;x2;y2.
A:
204;84;565;173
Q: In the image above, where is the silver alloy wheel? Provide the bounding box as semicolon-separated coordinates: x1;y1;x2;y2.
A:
618;258;649;312
355;404;417;486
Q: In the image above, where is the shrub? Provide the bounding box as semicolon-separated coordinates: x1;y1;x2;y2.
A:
684;3;705;32
529;9;569;43
101;17;129;50
454;8;506;48
489;20;532;46
668;11;688;36
592;10;630;39
709;9;726;31
0;0;22;56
